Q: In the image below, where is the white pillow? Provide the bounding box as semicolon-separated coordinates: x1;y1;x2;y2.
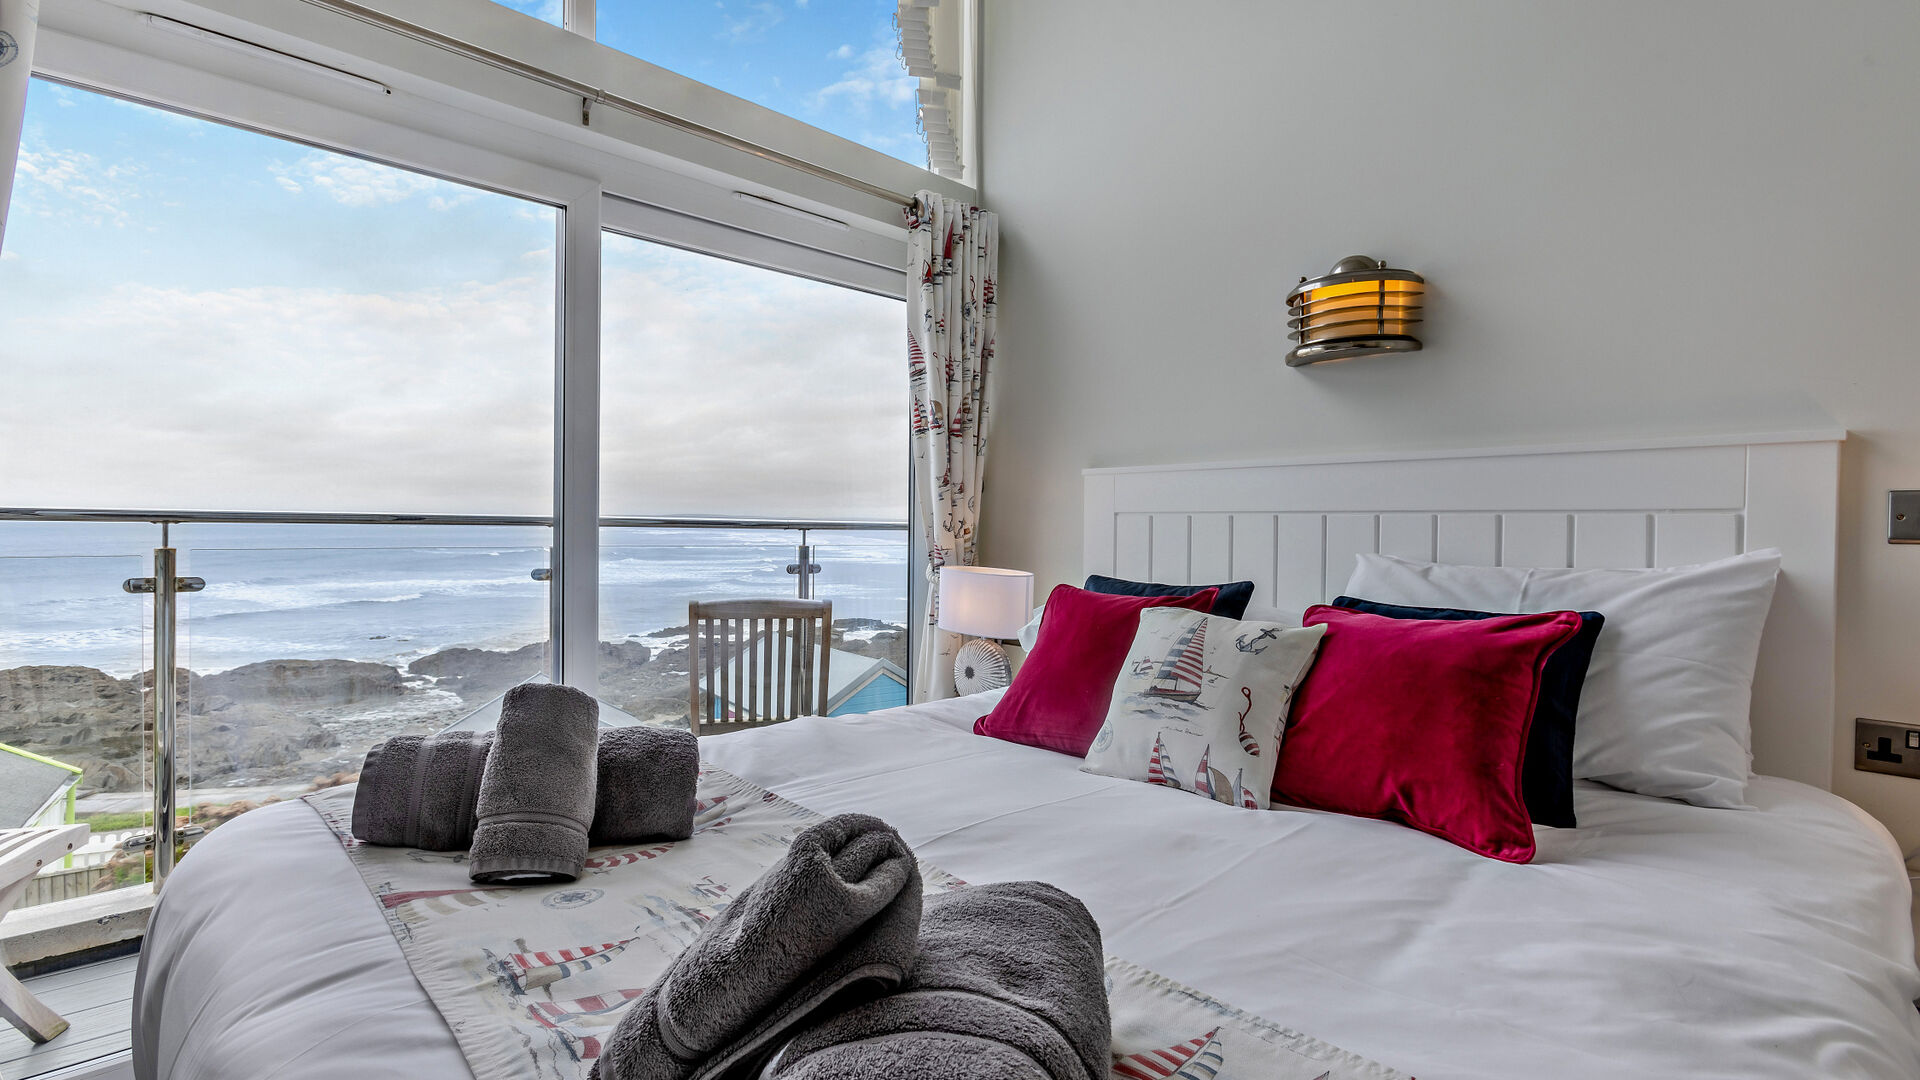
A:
1017;603;1046;651
1080;608;1325;809
1343;549;1782;809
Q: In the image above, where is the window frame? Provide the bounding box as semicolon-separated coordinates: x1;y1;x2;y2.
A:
20;1;927;697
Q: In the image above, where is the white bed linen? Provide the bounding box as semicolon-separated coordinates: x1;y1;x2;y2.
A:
134;692;1920;1080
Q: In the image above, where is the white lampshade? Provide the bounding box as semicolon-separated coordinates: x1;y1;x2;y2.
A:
936;566;1034;639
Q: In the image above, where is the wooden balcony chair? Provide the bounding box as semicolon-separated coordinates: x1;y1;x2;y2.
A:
689;599;831;736
0;824;89;1043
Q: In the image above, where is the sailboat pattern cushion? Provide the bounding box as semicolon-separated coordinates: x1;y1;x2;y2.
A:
1080;608;1327;810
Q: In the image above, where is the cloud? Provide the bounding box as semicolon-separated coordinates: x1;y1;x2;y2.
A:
598;239;906;520
810;44;917;114
720;2;785;42
830;44;854;59
0;239;905;521
0;277;555;514
270;153;474;210
10;145;140;226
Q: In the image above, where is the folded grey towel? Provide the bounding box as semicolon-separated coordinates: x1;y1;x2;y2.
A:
468;683;599;884
349;730;493;849
766;881;1110;1080
592;726;699;845
351;724;698;850
590;813;923;1080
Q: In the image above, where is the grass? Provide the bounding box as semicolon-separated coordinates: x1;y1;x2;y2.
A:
75;810;150;832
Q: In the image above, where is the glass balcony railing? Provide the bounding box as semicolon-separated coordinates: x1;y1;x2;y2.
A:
0;510;909;902
175;526;554;842
597;526;911;727
0;526;153;901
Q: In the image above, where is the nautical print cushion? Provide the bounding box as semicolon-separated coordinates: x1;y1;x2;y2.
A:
975;585;1220;757
1273;605;1583;863
1079;608;1326;810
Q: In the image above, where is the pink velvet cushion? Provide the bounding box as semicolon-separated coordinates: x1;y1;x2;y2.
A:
974;584;1218;757
1271;605;1583;863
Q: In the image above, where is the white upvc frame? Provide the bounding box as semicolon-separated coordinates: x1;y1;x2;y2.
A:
25;0;922;688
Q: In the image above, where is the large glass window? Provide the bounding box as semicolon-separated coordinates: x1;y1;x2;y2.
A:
595;2;923;168
598;235;908;726
0;79;558;888
0;80;557;515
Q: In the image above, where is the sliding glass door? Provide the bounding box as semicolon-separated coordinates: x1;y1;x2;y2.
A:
0;77;558;886
597;234;909;727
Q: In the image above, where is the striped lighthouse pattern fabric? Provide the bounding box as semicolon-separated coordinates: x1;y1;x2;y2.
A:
303;768;1403;1080
1082;609;1327;811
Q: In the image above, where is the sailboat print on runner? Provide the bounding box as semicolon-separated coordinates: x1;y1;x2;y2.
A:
1192;744;1215;801
1146;619;1209;703
1147;733;1180;789
1111;1028;1226;1080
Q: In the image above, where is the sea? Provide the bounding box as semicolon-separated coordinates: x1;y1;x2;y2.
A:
0;522;910;677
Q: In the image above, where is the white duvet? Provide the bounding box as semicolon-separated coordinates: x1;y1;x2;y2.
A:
134;691;1920;1080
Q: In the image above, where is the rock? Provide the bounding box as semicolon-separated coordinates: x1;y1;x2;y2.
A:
0;666;147;791
408;643;549;701
198;659;405;708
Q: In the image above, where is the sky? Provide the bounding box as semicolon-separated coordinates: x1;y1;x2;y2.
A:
497;0;924;165
0;10;909;522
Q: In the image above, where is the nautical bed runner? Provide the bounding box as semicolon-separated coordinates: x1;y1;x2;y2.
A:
303;770;1405;1080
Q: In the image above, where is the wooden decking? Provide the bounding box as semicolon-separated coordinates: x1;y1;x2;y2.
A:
0;953;136;1077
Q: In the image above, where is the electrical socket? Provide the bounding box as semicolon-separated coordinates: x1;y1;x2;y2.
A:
1855;718;1920;779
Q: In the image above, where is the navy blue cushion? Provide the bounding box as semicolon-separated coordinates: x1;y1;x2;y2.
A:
1084;574;1256;620
1331;596;1604;829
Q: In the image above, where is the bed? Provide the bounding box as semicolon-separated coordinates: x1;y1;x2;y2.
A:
132;433;1920;1079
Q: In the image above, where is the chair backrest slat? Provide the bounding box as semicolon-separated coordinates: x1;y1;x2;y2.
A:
688;599;832;736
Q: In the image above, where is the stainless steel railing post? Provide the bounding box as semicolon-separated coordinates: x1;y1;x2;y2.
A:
123;531;204;892
150;546;178;889
786;529;822;599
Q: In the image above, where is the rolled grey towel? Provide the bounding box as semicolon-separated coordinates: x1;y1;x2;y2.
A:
590;813;923;1080
351;724;699;850
592;726;699;845
349;730;493;850
468;683;599;884
766;881;1110;1080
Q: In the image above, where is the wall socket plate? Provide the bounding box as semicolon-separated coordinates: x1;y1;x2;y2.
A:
1855;718;1920;779
1889;491;1920;543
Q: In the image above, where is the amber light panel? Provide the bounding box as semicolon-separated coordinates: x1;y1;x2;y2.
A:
1285;256;1425;367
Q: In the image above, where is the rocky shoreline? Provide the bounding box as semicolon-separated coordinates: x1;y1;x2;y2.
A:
0;619;907;801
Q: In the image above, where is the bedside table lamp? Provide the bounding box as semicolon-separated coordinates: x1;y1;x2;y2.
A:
937;566;1034;694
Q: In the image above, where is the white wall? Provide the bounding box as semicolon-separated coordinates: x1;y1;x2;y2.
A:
976;1;1920;848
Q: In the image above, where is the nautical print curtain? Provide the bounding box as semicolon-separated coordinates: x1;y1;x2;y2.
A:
0;0;39;252
906;191;998;702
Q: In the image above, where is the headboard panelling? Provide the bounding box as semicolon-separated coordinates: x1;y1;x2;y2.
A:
1084;433;1843;790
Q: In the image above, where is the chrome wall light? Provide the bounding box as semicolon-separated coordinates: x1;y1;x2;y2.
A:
1285;255;1425;366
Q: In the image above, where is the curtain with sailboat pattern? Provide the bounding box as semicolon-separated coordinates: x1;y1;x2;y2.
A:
0;0;41;253
906;191;998;701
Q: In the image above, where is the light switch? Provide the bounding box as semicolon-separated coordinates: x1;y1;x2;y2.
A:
1890;491;1920;543
1907;731;1919;750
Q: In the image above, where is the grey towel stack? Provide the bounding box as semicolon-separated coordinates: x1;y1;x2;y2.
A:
348;730;493;850
591;726;700;845
468;683;600;884
350;721;698;851
590;813;923;1080
766;881;1111;1080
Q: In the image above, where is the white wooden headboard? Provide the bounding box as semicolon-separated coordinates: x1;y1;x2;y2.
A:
1083;431;1845;790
